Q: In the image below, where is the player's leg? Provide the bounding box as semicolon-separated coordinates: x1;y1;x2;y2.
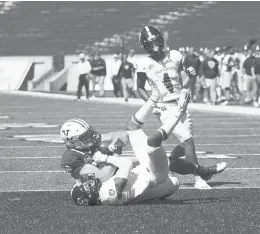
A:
126;99;169;185
130;176;180;204
168;145;226;181
157;104;210;189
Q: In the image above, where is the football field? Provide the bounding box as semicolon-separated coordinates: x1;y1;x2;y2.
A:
0;92;260;234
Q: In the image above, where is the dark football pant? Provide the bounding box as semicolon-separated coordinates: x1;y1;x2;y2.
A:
112;76;123;97
77;74;89;99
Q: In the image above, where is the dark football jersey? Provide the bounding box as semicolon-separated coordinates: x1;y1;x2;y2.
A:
61;148;86;173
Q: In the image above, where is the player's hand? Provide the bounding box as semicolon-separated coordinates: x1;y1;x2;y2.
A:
93;151;108;164
149;81;161;103
187;67;196;78
152;107;162;116
178;89;190;112
108;144;116;152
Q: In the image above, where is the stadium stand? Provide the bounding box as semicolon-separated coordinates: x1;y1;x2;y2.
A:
0;1;260;106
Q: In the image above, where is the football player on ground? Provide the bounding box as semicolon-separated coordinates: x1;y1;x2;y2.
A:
136;25;226;189
70;88;184;205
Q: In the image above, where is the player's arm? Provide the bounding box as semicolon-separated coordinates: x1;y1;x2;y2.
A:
101;131;129;155
93;152;133;196
179;60;196;89
151;88;190;145
137;71;150;101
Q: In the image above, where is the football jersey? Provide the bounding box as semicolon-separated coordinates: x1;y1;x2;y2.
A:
99;165;150;205
61;148;86;173
137;50;184;102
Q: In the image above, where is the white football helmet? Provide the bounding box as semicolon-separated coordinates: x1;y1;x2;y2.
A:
60;118;101;150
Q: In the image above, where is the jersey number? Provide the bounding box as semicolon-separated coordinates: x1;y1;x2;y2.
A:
163;73;174;93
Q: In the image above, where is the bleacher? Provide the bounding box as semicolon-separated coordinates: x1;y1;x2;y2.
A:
1;1;260;94
0;1;259;56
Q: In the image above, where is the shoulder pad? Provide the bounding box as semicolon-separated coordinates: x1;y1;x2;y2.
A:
61;149;85;172
135;56;151;72
170;50;184;61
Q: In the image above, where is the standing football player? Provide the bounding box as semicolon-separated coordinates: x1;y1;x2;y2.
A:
136;25;226;189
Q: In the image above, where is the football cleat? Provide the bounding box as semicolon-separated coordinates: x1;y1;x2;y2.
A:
196;162;227;181
194;180;212;190
139;25;165;55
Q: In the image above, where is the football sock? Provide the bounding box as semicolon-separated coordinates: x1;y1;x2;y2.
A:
169;158;197;175
132;99;156;126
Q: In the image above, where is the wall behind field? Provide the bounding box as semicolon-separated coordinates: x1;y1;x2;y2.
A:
65;54;151;92
0;56;52;91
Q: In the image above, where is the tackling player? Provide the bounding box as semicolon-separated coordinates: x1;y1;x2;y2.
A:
60;119;128;181
136;25;226;189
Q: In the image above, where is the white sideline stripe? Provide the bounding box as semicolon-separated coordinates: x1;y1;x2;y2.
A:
0;153;259;159
0;168;259;173
1;187;260;193
0;143;259;148
1;90;260;116
0;142;260;149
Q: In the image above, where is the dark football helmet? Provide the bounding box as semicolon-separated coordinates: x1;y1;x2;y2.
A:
139;26;165;55
71;173;102;206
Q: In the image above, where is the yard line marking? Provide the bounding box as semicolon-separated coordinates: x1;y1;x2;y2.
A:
1;187;260;192
1;168;260;173
2;134;260;139
0;153;259;159
0;143;260;149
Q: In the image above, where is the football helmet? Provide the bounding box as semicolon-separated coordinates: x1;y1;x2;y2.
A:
60;118;101;150
139;26;165;54
71;173;102;206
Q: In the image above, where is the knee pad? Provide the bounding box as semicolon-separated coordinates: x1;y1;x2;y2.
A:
147;130;164;147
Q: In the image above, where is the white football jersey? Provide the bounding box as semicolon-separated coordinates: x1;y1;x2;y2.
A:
99;165;150;205
137;50;184;102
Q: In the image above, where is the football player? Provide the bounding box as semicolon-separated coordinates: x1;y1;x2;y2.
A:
70;89;182;205
136;25;226;189
60;119;128;181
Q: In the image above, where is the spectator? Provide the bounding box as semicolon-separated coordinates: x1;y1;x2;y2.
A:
89;52;107;97
110;53;123;98
201;49;219;105
220;48;235;105
76;53;92;101
243;49;256;104
183;47;201;102
254;51;260;107
118;55;135;102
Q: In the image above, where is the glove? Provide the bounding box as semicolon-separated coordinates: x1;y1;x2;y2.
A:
93;151;108;164
149;80;161;103
152;107;163;116
178;89;190;112
186;67;196;78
